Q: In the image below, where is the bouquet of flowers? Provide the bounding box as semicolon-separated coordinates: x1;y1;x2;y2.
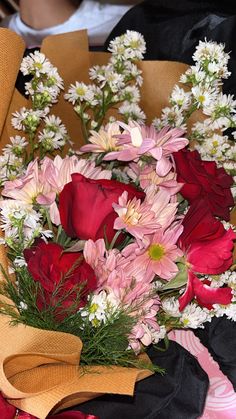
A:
0;30;235;418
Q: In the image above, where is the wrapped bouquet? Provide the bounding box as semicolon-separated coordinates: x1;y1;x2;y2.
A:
0;28;235;418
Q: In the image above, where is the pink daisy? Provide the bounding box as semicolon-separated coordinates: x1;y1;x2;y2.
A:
123;223;183;281
103;123;188;177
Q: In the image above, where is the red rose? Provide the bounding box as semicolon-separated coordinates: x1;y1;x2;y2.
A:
174;149;234;221
178;200;235;311
59;173;145;242
24;241;97;317
0;393;16;418
179;200;235;275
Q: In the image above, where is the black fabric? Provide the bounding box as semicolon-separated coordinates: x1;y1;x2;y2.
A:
105;0;236;96
70;341;209;419
195;316;236;391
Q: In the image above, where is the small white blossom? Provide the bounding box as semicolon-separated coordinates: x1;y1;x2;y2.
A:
19;301;28;310
0;200;43;242
180;304;211;328
213;304;228;317
2;136;28;157
81;290;119;327
64;82;96;105
0;153;24;184
11;108;47;131
123;61;143;86
170;86;192;110
14;257;27;267
119;102;146;123
121;85;140;103
108;31;146;62
38;130;66;151
162;297;181;317
192;85;216;109
225;304;236;321
160;105;186;128
192;40;230;79
20;51;52;76
203;93;236;118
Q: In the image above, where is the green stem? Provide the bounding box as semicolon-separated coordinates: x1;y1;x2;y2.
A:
109;230;122;250
45;208;54;237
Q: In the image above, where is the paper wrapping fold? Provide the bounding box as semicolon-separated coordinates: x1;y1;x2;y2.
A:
0;314;152;419
0;29;25;138
0;28;190;150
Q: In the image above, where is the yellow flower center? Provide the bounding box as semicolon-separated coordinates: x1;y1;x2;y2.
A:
90;303;98;313
130;40;140;49
123;206;141;225
34;62;43;70
148;244;165;261
198;95;205;104
76;87;86;96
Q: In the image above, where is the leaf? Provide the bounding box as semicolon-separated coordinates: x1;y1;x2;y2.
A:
162;263;188;290
63;240;86;253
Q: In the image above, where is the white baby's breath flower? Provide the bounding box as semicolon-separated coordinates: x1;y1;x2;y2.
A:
81;290;119;327
43;115;68;137
180;304;211;328
203;93;236;118
192;39;230;79
162;297;181;317
65;82;96;105
33;83;61;104
19;301;28;310
213;304;228;317
89;65;106;81
225;304;236;321
170;86;192;110
195;133;230;161
11;108;31;130
220;271;236;289
149;325;167;345
108;31;146;62
160;106;186;128
38;130;66;151
11;108;46;131
181;64;206;85
0;200;42;242
14;256;27;268
46;66;64;90
108;73;125;93
123;61;143;86
119;102;146;123
121;85;140;103
20;51;52;76
192;85;215;109
0;153;24;184
2;136;28;156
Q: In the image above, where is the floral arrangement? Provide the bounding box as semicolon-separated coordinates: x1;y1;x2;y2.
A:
0;31;235;417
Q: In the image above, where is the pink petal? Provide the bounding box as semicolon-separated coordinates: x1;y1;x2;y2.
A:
155;157;172;177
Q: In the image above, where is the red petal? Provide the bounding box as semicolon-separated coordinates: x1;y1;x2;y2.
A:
179;270;195;311
192;274;232;307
